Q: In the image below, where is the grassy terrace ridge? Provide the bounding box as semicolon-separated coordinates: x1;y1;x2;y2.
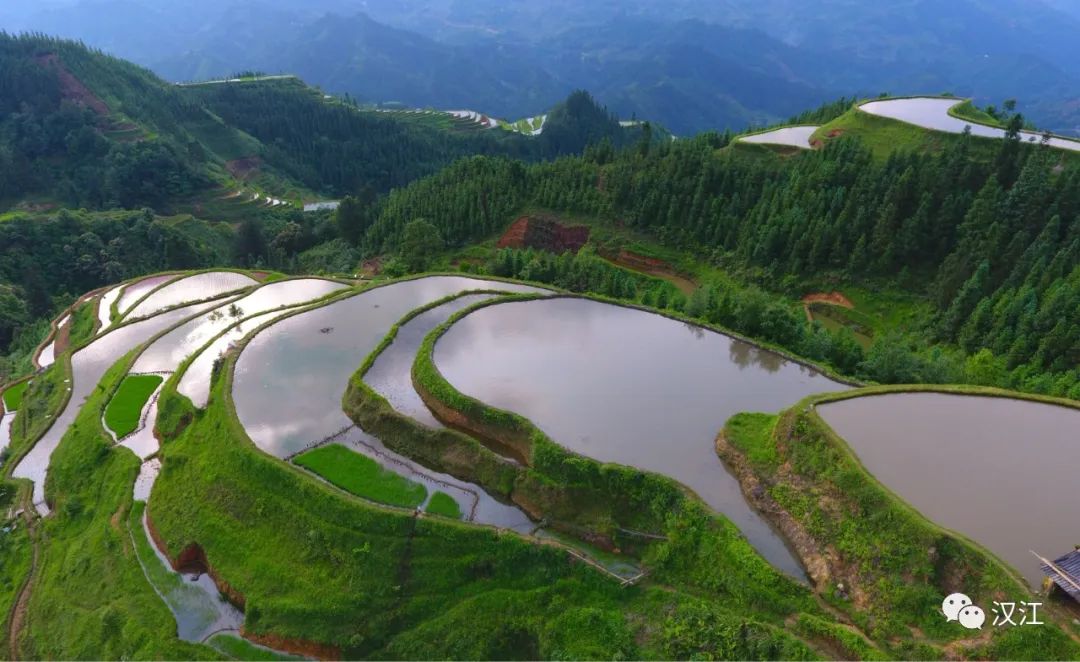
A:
115;268;283;324
146;273;832;659
295;443;428;509
425;492;462;520
12;346;217;660
12;271;1077;657
947;99;1005;129
105;374;164;439
3;274;357;659
717;384;1080;658
207;633;305;661
814;95;1080;162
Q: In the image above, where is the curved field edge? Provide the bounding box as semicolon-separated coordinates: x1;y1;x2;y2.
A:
716;384;1080;658
29;285;110;371
148;274;831;657
406;294;832;582
105;374;164;439
12;335;221;659
114;268;291;325
340;289;686;545
813;101;1080;163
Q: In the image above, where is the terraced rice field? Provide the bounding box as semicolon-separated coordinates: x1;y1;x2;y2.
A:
125;272;257;320
859;96;1080;152
117;274;180;315
13;298;220;512
738;125;818;149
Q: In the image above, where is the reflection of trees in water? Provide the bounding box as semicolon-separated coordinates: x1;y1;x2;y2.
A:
728;340;784;374
683;322;705;340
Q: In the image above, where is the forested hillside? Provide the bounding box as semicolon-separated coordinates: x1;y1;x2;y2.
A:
362;127;1080;397
0;34;637;213
0;33;213;208
184;84;639;195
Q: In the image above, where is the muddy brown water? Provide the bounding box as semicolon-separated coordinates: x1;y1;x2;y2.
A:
432;297;848;578
819;393;1080;587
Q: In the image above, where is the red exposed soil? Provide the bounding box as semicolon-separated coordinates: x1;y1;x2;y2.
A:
827;129;844;138
241;627;342;661
250;272;271;281
360;257;384;277
495;216;590;253
226;157;261;181
606;250;697;295
53;318;72;357
615;250;668;273
144;507;341;660
34;54;110;116
802;291;854;308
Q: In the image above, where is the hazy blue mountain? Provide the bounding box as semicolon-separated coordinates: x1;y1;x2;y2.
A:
8;0;1080;135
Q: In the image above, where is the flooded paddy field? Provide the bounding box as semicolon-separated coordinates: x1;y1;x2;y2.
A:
12;299;220;513
232;277;548;529
126;271;258;321
818;392;1080;586
431;297;849;577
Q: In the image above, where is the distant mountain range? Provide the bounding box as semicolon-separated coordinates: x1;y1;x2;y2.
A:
8;0;1080;136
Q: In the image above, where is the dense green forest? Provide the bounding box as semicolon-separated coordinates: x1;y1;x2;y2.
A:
362;126;1080;397
0;33;640;212
185;84;641;196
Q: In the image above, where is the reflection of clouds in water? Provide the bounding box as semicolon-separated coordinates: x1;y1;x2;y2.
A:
434;297;846;579
234;277;550;458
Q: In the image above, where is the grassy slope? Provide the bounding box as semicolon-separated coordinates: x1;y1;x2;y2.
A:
19;355;217;660
7;366;68;460
424;492;462;520
207;633;304;661
0;481;31;654
948;100;1004;128
814;108;1000;163
2;381;27;411
104;374;163;439
294;443;428;509
146;314;828;658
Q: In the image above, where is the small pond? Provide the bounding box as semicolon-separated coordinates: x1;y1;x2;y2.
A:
859;97;1080;153
818;392;1080;586
432;297;848;578
126;272;258;321
36;340;56;370
739;125;818;149
808;309;873;350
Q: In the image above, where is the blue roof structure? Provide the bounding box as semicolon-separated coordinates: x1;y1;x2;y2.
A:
1039;549;1080;601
